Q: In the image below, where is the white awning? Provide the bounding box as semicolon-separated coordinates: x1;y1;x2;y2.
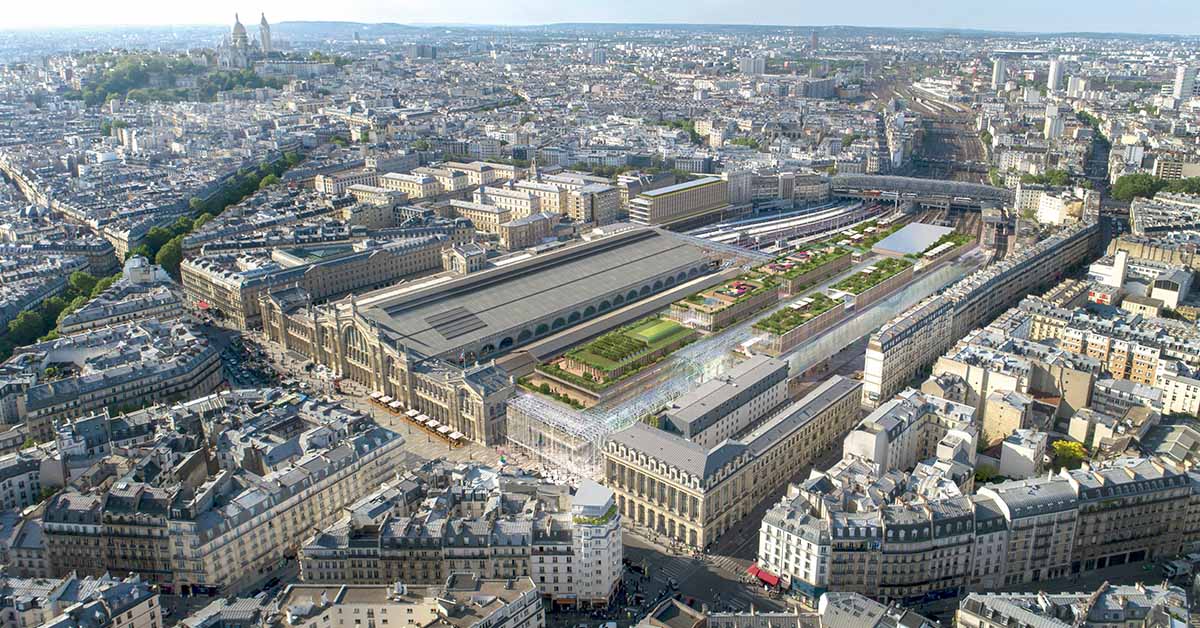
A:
388;400;402;409
437;425;452;434
449;432;465;440
378;396;393;404
405;409;420;417
369;392;383;400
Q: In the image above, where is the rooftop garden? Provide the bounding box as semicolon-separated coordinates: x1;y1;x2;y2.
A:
852;223;905;250
538;317;697;392
920;231;974;255
674;271;777;312
518;378;586;409
573;503;619;526
753;292;841;335
764;247;850;280
831;257;912;295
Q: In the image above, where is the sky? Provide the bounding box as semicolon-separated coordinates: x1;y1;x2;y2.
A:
7;0;1200;35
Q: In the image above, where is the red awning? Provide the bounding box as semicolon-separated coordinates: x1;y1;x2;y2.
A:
196;300;211;310
746;564;761;578
755;567;780;587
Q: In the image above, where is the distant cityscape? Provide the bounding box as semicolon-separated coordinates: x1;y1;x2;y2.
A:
0;14;1198;628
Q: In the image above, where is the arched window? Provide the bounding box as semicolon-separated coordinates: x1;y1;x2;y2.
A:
343;326;370;367
568;311;581;323
536;324;549;336
518;329;532;342
584;305;596;317
552;317;566;329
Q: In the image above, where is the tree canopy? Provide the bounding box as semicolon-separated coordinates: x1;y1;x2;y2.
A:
65;54;285;106
1052;440;1087;471
156;236;185;279
1107;174;1200;201
1020;169;1070;187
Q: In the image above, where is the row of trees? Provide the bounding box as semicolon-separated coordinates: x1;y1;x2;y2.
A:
156;152;303;278
1111;173;1200;202
730;137;761;150
0;152;305;365
0;270;122;361
1020;168;1071;187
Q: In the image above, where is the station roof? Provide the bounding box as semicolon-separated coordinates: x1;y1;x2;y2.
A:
354;228;713;359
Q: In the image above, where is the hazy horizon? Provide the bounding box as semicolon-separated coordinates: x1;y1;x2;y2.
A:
7;0;1200;36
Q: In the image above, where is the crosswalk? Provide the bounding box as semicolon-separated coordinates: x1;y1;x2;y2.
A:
649;554;700;585
644;553;778;613
708;554;751;576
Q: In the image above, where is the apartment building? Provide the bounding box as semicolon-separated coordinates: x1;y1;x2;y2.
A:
41;390;407;595
843;389;976;474
477;186;542;219
58;256;183;334
956;583;1187;628
450;200;512;233
512;181;566;215
347;184;407;208
864;221;1098;407
0;451;44;512
499;212;554;251
932;327;1099;436
182;235;447;328
759;375;1197;604
413;167;470;194
443;161;499;186
977;478;1079;585
603;376;861;550
269;575;543;628
1023;296;1200;379
628;177;729;227
299;463;622;609
380;172;442;199
1063;457;1190;571
656;355;789;449
0;574;161;628
1158;361;1200;416
568;184;620;225
0;321;222;440
315;170;380;195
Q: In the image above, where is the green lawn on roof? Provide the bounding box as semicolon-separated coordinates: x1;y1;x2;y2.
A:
921;231;973;254
753;292;840;335
831;257;911;295
630;319;683;344
774;248;849;280
565;318;694;372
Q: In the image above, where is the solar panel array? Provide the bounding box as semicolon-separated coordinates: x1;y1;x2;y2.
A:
425;306;487;340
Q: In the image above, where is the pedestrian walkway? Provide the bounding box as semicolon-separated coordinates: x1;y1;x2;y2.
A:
708;554;751;576
649;554;701;586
